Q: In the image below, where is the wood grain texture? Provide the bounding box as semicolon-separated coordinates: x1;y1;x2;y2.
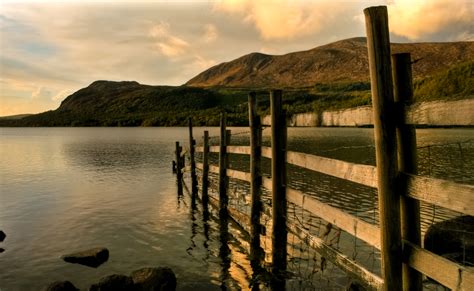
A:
403;240;474;290
287;151;378;188
402;173;474;215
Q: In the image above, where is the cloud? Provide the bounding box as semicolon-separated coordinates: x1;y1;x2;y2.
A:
387;0;473;40
203;24;218;43
31;86;52;99
215;0;349;40
150;21;190;57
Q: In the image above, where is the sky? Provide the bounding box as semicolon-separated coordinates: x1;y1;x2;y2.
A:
0;0;472;116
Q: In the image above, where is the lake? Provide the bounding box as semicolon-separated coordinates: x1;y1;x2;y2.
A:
0;127;472;290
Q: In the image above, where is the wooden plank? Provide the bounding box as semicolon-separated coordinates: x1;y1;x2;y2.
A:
286;151;378;188
403;240;474;290
226;169;252;183
402;173;474;215
196;162;203;170
286;188;381;249
209;146;220;153
288;222;384;290
261;146;272;159
209;164;220;174
227;145;251;155
195;146;204;153
365;6;402;290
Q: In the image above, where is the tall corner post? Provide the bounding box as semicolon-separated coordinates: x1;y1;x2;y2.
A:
364;5;403;290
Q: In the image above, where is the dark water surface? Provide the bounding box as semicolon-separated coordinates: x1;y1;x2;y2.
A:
0;127;472;290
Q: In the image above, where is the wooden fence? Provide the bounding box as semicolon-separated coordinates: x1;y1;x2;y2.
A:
173;6;474;291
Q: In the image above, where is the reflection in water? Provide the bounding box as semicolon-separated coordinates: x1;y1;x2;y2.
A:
218;208;232;290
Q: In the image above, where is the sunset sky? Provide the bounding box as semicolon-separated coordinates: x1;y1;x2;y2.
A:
0;0;472;116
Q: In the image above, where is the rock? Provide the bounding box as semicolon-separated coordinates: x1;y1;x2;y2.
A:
0;248;4;253
0;230;5;242
44;281;79;291
89;274;135;291
424;215;474;267
62;247;109;268
131;267;177;291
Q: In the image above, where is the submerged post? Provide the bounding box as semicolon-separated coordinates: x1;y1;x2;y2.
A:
188;118;198;193
392;52;422;291
249;92;264;266
202;131;210;208
219;113;228;211
365;6;402;290
270;89;287;275
175;141;183;195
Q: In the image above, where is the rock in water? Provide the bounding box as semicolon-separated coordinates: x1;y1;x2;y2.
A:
44;281;79;291
424;215;474;266
89;274;135;291
62;247;109;268
0;230;5;242
131;267;177;291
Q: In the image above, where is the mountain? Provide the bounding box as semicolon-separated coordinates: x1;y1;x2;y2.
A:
0;114;33;120
0;81;238;127
1;37;472;127
186;37;474;88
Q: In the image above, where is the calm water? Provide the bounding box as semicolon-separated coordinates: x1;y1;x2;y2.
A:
0;127;472;290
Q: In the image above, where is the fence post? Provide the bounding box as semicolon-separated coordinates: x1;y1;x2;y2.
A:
364;6;402;290
392;52;422;291
270;89;287;275
219;113;228;212
175;141;183;195
249;92;264;266
188;118;198;193
202;131;210;209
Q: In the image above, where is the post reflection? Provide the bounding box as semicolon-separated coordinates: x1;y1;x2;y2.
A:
218;208;231;290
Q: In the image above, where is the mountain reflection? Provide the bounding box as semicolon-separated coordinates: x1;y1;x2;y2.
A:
62;142;164;171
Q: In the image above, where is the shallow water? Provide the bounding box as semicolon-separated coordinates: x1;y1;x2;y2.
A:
0;127;472;290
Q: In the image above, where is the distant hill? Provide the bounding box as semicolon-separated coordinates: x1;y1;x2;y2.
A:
1;37;472;127
0;114;33;120
186;37;474;88
0;81;237;126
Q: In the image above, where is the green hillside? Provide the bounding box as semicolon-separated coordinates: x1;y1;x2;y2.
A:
0;61;471;127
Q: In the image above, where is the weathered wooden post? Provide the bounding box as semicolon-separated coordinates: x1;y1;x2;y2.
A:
364;6;403;290
392;52;422;291
249;92;264;266
202;130;210;208
175;141;183;195
270;89;287;275
219;113;229;212
188;118;198;194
